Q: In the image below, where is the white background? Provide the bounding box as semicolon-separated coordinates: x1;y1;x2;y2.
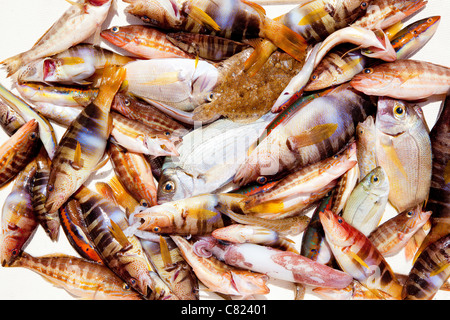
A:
0;0;449;300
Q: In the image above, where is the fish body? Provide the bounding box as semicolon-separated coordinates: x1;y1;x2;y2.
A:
351;60;450;100
341;166;389;236
402;234;450;300
331;164;360;215
9;252;143;300
375;97;432;213
17;44;133;85
234;83;375;186
101;25;194;59
0;119;40;188
1;0;113;77
45;65;126;215
0;160;38;267
243;142;357;219
320;209;403;299
356;115;377;179
157;115;273;203
369;206;432;257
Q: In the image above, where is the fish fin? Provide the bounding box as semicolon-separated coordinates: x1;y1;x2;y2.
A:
430;263;450;277
73;95;94;107
384;21;404;40
59;57;85;65
380;141;407;178
95;64;127;110
92;152;110;172
444;160;450;185
1;54;24;77
286;123;338;152
244;39;277;77
109;219;133;252
65;0;86;11
107;175;140;213
95;182;119;206
194;54;199;69
297;5;329;26
186;5;221;32
240;0;266;16
70;141;84;170
345;249;370;270
159;236;173;268
261;18;307;63
244;198;284;214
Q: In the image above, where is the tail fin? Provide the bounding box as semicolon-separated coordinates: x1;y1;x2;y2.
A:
1;53;25;77
244;39;277;77
95;64;127;109
261;18;307;63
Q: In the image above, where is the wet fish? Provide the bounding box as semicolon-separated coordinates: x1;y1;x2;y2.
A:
341;166;390;236
1;0;113;76
375;97;432;213
351;60;450;100
8;252;143;300
101;25;194;59
45;65;126;215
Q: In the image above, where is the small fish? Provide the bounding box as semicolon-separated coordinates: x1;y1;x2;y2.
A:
101;25;194;59
375;97;432;213
369;206;432;257
45;65;126;215
9;252;143;300
0;160;38;267
1;0;113;76
351;60;450;100
320;209;403;299
0;119;40;188
341;166;390;236
402;233;450;300
166;32;250;61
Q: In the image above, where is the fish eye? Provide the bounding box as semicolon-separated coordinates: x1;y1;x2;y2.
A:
163;181;175;193
140;200;149;208
111;26;120;33
48;184;54;192
360;2;368;9
363;68;373;74
11;249;18;257
256;176;267;185
164;131;171;136
206;92;214;102
393;104;406;118
337;218;343;224
153;226;160;233
129;278;137;286
371;175;379;184
124;98;131;106
406;210;414;217
122;283;131;290
310;74;317;81
29;132;37;140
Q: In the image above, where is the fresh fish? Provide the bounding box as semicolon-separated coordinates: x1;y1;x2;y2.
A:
375;97;432;213
341;166;390;236
0;119;40;188
234;83;375;186
171;235;270;297
368;206;432;257
356;115;377;180
415;92;450;259
109;143;158;207
1;0;113;77
242;142;357;219
0;96;25;136
403;233;450;300
124;58;219;112
305;15;440;92
59;199;103;264
0;84;57;159
101;25;194;59
351;60;450;100
194;236;353;289
320;209;403;299
140;237;199;300
331;164;359;215
0;160;38;267
123;0;308;63
8;252;143;300
31;148;60;241
166;32;250;61
16;44;133;85
73;185;178;300
157;115;274;203
45;65;126;215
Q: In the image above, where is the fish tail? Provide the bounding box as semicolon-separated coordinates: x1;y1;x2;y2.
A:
1;53;25;77
95;64;127;110
261;18;307;63
244;40;277;77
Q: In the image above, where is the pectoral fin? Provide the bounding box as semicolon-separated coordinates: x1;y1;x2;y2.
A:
109;219;133;252
70;142;84;170
159;236;173;268
286;123;338;152
187;5;221;31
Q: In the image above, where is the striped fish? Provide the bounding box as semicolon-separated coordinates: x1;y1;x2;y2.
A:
403;234;450;300
45;65;126;215
320;209;403;299
9;252;143;300
73;185;178;300
167;32;250;61
0;119;40;188
0;160;38;267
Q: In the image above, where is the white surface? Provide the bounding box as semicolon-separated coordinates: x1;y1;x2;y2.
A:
0;0;449;300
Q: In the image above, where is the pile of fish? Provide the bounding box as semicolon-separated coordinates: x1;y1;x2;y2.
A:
0;0;449;300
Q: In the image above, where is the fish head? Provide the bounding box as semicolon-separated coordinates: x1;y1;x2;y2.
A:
16;59;46;83
319;209;354;247
157;168;194;203
143;133;181;157
360;166;389;196
123;0;183;28
231;271;270;296
132;203;177;234
191;61;219;106
350;66;398;96
0;233;21;267
100;26;134;48
401;206;432;232
376;97;417;135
